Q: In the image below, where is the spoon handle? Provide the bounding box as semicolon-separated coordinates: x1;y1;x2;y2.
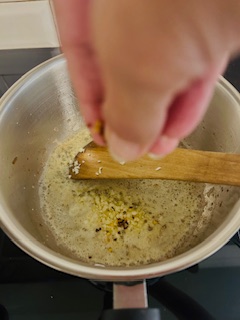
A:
70;143;240;186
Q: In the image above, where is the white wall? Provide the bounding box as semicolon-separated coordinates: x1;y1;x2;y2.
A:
0;0;59;50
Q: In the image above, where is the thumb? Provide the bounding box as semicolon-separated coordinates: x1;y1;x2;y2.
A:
103;81;172;162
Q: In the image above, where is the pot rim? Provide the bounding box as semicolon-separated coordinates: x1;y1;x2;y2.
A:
0;55;240;281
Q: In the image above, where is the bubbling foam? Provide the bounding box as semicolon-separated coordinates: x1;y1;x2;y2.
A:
38;129;218;267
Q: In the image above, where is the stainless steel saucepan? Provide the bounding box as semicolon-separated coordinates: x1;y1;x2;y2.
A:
0;55;240;319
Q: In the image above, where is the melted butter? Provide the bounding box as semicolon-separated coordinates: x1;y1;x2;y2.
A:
38;129;217;267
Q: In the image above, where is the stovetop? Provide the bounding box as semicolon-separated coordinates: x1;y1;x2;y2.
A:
0;57;240;320
0;228;240;320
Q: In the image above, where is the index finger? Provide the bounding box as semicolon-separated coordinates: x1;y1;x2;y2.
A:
53;0;104;143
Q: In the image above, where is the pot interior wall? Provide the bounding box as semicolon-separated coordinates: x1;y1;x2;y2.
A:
0;59;85;240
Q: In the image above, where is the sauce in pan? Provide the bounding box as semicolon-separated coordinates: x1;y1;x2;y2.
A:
38;128;220;267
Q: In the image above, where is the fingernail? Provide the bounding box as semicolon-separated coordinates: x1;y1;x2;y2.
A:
91;132;106;146
150;135;179;155
106;130;141;162
160;136;179;154
160;135;179;148
148;153;164;160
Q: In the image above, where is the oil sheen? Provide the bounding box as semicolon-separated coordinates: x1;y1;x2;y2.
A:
39;129;217;267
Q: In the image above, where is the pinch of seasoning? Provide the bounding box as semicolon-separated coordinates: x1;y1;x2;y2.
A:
117;219;129;229
71;160;81;175
155;167;161;171
108;247;113;253
96;166;103;176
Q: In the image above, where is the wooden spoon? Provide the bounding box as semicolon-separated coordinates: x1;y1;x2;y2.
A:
69;142;240;186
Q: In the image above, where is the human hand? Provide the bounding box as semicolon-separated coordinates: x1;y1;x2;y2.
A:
53;0;240;161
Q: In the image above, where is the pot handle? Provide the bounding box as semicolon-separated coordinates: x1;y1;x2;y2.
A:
100;308;161;320
99;280;161;320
